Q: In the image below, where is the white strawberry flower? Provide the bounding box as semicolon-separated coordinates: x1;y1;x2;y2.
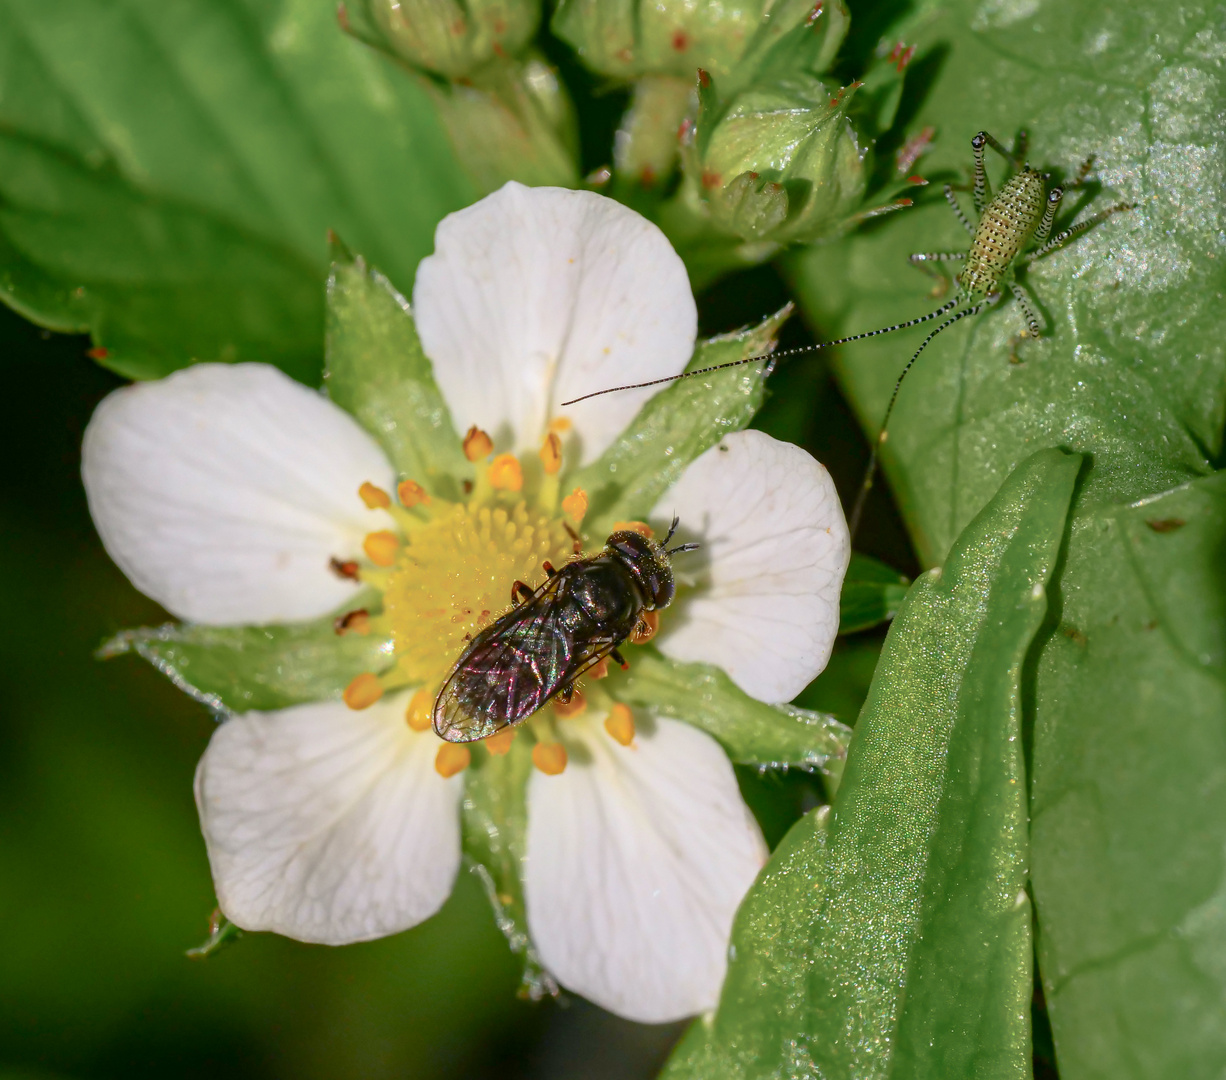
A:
81;183;850;1024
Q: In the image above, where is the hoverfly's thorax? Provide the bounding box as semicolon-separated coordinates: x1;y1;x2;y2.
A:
959;167;1047;300
605;530;676;610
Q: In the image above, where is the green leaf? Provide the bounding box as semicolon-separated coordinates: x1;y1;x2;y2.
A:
324;243;471;497
611;651;851;789
573;304;791;538
664;448;1081;1080
786;2;1226;1074
99;612;393;714
461;736;557;998
839;552;910;634
0;0;474;380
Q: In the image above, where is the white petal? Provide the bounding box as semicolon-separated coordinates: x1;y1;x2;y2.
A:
413;182;696;465
195;693;462;944
653;429;850;703
82;363;396;625
525;716;766;1023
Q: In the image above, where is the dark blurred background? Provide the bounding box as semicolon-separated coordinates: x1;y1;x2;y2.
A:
0;238;907;1077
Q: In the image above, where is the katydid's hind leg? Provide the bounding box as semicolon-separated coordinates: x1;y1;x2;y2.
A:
1020;201;1137;264
970;132;992;214
1007;282;1044;362
944;184;975;236
1033;186;1064;244
909;251;965;297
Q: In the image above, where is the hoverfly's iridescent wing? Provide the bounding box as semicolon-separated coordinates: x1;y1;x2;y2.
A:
432;574;621;743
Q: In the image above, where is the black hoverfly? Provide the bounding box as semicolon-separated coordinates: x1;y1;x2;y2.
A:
432;519;698;743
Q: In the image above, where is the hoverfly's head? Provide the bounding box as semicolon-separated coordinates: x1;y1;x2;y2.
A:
605;517;699;611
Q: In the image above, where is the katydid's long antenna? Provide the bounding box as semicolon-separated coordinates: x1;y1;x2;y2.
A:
847;296;998;538
560;299;961;407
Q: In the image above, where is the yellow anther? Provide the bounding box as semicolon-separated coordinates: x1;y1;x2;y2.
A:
406;688;433;731
435;743;471;778
343;672;383;710
540;432;562;475
359;481;391;509
630;609;660;644
334;609;371;636
613;520;653;538
397;479;430;508
484;728;516;756
604;704;636;746
463;426;494;461
587;656;610;680
562;487;588;524
488;454;524;492
552;689;587;719
363;530;399;567
532;741;568;775
549;416;573;434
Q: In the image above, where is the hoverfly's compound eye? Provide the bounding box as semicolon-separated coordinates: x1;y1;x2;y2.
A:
607;531;675;610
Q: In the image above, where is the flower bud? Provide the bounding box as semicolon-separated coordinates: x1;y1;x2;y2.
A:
689;74;866;244
352;0;540;78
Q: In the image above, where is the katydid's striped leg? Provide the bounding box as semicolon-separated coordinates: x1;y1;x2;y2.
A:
971;132;992;213
1009;282;1043;337
1068;154;1096;188
1020;201;1137;265
909;251;966;294
1033;186;1064;244
944;184;975;235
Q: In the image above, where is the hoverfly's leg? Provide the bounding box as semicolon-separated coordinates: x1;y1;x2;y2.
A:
1009;281;1044;339
511;580;533;603
610;647;629;670
909;251;966;296
1019;201;1136;265
543;561;557;577
556;684;574;705
563;522;582;554
944;184;976;236
1032;186;1064;245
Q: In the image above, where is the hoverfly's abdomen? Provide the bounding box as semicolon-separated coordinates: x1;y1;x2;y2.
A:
959;168;1046;300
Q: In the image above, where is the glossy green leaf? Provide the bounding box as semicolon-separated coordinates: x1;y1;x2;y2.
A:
324;244;471;497
0;0;473;380
99;611;394;714
611;651;851;787
573;304;790;539
665;448;1081;1080
786;2;1226;1075
839;551;910;634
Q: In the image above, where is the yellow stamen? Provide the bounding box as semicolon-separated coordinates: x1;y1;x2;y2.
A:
363;530;399;567
343;672;383;710
549;416;573;434
334;609;371;636
397;479;431;508
540;432;562;475
630;609;660;644
406;688;433;731
359;481;391;509
552;689;587;719
588;656;610;680
604;704;636;746
532;741;568;775
562;487;588;524
463;426;494;461
435;743;471;777
613;520;653;538
484;729;516;756
488;453;523;492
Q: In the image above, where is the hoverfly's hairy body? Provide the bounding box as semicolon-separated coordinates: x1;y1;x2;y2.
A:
433;526;694;743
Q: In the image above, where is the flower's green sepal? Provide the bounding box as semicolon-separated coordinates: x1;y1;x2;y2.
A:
461;736;558;999
839;552;911;635
573;305;790;538
186;909;242;959
99;609;393;714
612;652;852;791
424;55;580;193
341;0;540;79
325;241;472;500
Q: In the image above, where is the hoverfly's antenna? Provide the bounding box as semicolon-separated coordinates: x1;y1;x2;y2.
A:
560;299;961;407
661;514;700;555
846;294;1000;537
